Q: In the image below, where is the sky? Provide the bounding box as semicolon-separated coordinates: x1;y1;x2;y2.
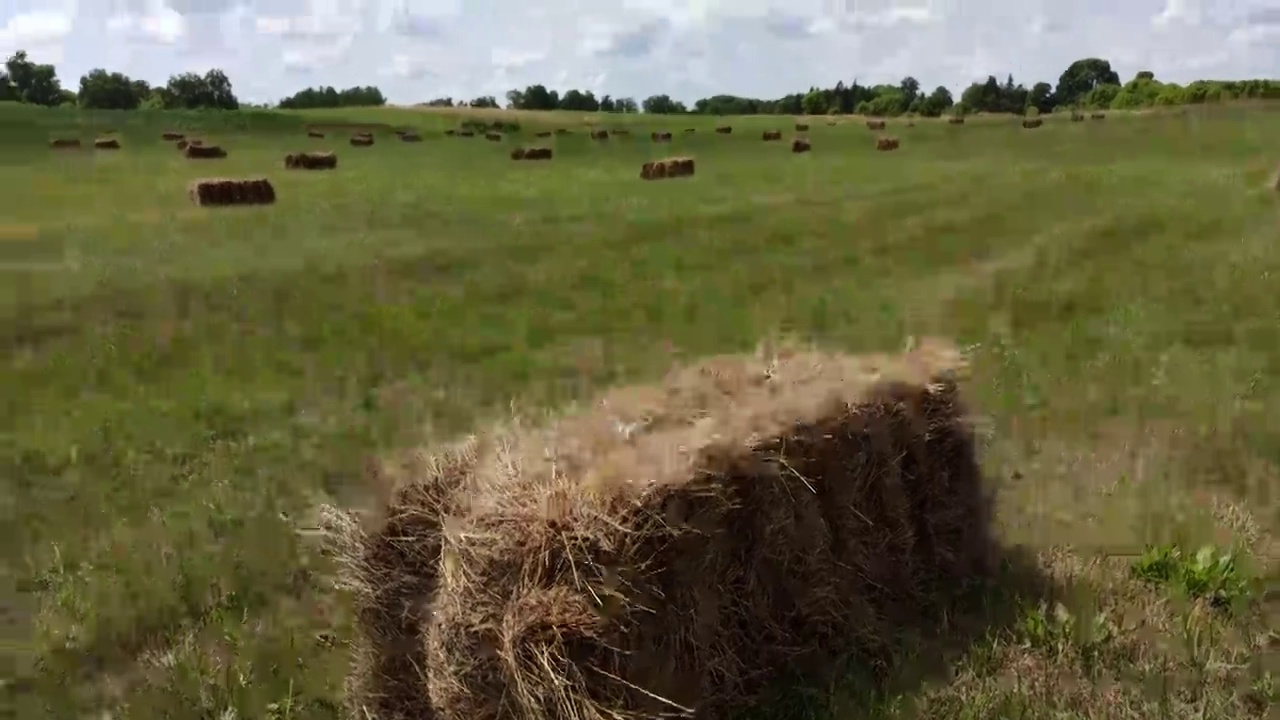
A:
0;0;1278;106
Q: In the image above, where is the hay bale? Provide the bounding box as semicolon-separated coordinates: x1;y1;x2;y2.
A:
536;131;552;138
715;126;732;134
826;120;837;126
611;129;631;136
795;122;809;131
791;138;811;153
458;130;475;137
876;136;900;151
162;131;184;141
445;129;457;136
400;133;422;142
591;129;609;141
188;177;276;206
326;339;992;720
866;120;886;130
948;117;965;125
511;147;552;161
485;132;503;142
48;138;81;149
1091;112;1106;120
284;151;338;170
684;128;696;133
1022;118;1043;129
1069;112;1084;122
93;138;121;149
761;130;782;141
556;128;570;135
308;130;326;138
651;131;673;142
350;135;375;147
176;139;204;151
639;156;695;180
184;144;227;159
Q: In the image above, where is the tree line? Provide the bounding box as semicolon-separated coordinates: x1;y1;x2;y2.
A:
3;52;1277;116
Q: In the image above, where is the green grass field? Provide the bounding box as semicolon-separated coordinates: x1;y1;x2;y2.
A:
3;101;1279;719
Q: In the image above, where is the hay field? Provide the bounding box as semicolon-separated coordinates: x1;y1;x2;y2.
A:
3;101;1279;719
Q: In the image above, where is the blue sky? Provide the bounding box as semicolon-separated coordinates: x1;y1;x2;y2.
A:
1;0;1278;105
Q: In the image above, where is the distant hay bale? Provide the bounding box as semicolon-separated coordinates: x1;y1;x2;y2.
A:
308;130;326;138
591;129;609;140
715;126;732;134
485;132;503;141
876;136;900;151
556;128;570;135
610;129;631;137
162;131;184;141
1069;112;1084;122
176;139;204;151
536;131;552;137
325;339;993;720
93;138;121;149
184;144;227;159
510;147;552;161
651;131;673;142
458;130;475;137
640;156;695;180
791;138;811;153
866;120;886;130
795;122;809;131
762;130;782;141
1022;118;1043;129
400;132;422;142
48;138;81;149
444;129;457;136
284;151;338;170
684;128;696;133
948;117;965;125
188;177;276;207
1091;112;1106;120
350;135;375;147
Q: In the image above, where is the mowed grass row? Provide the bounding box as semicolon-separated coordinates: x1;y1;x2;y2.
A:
2;102;1279;718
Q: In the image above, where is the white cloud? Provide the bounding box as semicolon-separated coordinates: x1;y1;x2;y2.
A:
0;0;1276;104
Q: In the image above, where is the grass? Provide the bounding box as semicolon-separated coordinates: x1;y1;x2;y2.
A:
2;101;1279;719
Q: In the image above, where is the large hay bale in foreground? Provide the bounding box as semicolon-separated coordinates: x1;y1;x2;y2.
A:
94;138;121;149
510;147;553;161
640;156;695;180
715;126;732;134
791;137;811;153
188;177;276;206
49;138;81;149
1022;118;1044;129
284;151;338;170
761;130;782;141
327;339;993;720
184;144;227;159
866;120;886;130
876;136;900;151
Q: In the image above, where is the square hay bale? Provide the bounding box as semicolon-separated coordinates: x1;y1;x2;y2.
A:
536;131;553;138
876;136;900;151
948;116;965;125
795;122;810;131
284;151;338;170
684;127;696;133
188;177;276;207
445;129;457;136
350;135;375;147
866;120;886;130
591;129;609;140
761;130;782;141
556;128;570;135
458;130;475;137
184;144;227;159
715;126;732;134
791;138;811;153
485;132;503;141
48;138;81;149
176;139;204;151
325;339;993;720
308;130;326;138
162;131;185;141
511;147;552;161
1091;112;1106;120
1022;118;1043;129
400;133;423;142
651;131;673;142
640;156;695;180
93;138;121;149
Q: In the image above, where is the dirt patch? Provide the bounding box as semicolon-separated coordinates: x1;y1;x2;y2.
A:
324;339;996;720
187;177;276;206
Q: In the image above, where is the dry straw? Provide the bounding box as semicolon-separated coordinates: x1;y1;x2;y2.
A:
640;156;695;180
188;177;275;206
284;152;338;170
325;338;995;720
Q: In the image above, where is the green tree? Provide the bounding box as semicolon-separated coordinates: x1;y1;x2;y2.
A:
1028;82;1054;113
5;51;64;106
641;94;685;113
801;89;828;115
78;69;151;109
1054;57;1120;106
162;69;239;109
